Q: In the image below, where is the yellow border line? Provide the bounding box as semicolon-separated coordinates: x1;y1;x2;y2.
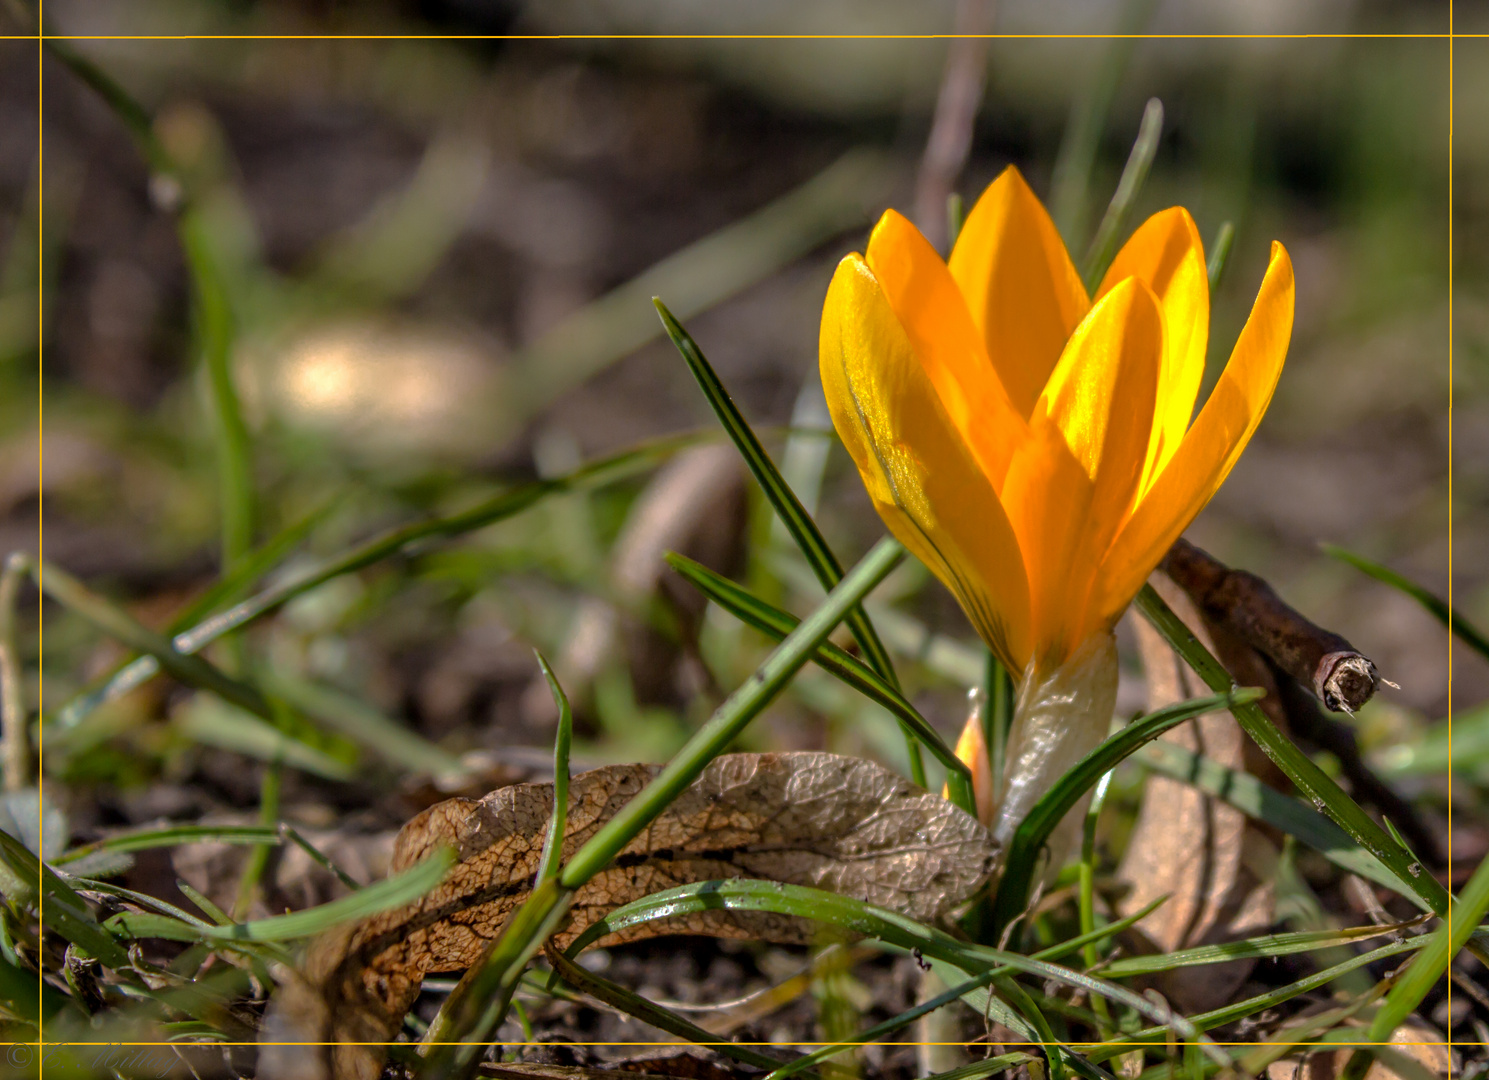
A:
15;13;1471;1059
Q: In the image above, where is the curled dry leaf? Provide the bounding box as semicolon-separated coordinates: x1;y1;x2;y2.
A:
1117;573;1279;1014
261;751;996;1080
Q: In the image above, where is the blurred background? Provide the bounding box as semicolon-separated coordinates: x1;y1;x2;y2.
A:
0;1;1482;878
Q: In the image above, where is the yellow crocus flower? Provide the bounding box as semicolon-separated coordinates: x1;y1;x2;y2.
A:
821;166;1293;847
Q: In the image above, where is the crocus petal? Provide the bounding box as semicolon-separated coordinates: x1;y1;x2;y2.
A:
949;167;1090;419
948;714;994;825
1095;208;1210;498
1093;242;1295;627
1007;279;1164;665
821;253;1032;672
866;209;1028;491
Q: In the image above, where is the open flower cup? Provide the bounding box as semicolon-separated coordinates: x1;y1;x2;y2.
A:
819;167;1295;850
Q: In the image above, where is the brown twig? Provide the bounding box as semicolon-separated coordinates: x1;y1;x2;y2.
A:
1160;538;1379;713
914;0;997;251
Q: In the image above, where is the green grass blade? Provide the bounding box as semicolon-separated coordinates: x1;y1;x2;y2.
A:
545;946;809;1076
56;824;281;864
993;686;1264;928
766;901;1172;1080
1375;700;1489;777
25;557;276;723
418;877;573;1080
1134;584;1450;916
1087;938;1424;1055
1206;221;1235;291
566;877;1227;1067
1142;732;1418;901
180;211;254;574
54;430;701;729
654;299;928;787
1100;919;1428;977
423;538;906;1078
281;825;363;891
0;553;28;791
1342;849;1489;1080
0;826;131;969
535;652;571;886
1323;543;1489;662
763;966;1000;1080
1082;97;1164;291
560;537;905;888
923;1054;1036;1080
260;671;466;778
106;846;454;944
665;552;968;780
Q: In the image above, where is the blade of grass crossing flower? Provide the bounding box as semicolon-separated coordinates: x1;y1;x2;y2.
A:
1135;584;1451;917
1206;221;1235;292
1082;97;1164;292
653;300;928;787
946;192;965;248
1341;849;1489;1080
535;651;571;886
1323;543;1489;662
421;538;906;1080
992;686;1264;929
1049;0;1160;244
664;553;968;779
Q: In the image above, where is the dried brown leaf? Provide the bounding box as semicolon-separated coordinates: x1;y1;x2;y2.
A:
1117;574;1278;1013
261;751;995;1078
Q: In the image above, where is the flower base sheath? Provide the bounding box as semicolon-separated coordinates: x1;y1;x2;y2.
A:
820;167;1293;842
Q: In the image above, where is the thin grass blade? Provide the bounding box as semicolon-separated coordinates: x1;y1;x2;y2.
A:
665;552;967;779
654;299;927;785
1341;849;1489;1080
422;538;906;1079
106;846;454;944
563;877;1227;1067
1135;584;1451;917
1140;740;1416;900
54;430;701;729
56;824;281;864
1323;543;1489;662
544;946;809;1075
1082;97;1164;291
535;652;571;886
